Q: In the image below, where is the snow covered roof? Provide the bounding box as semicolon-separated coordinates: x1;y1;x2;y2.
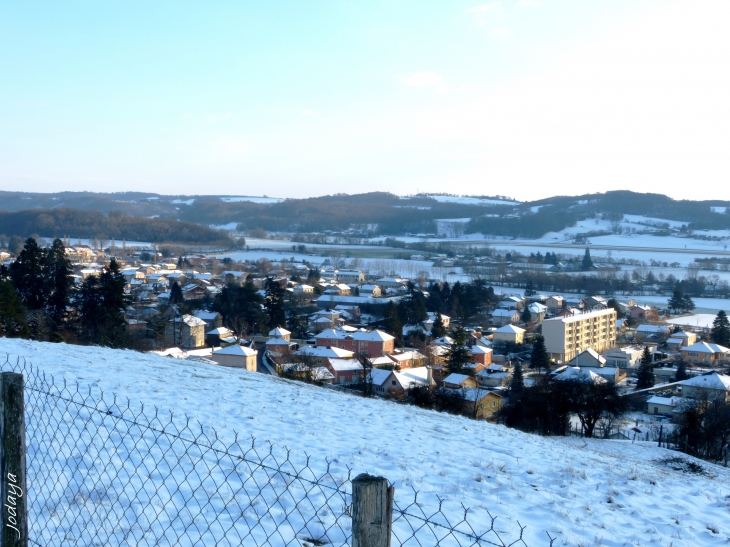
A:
646;396;680;406
492;309;517;317
571;348;606;366
266;337;291;346
443;373;472;386
370;356;396;367
206;327;232;336
636;325;670;333
554;367;607;384
268;327;291;337
213;345;257;357
494;324;526;334
470;345;492;355
351;330;395;342
679;373;730;391
393;367;432;389
170;314;207;327
367;368;393;386
296;346;355;359
194;310;221;321
681;342;730;354
328;359;363;372
432;336;455;346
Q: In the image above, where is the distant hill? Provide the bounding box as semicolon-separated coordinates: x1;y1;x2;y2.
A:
0;208;232;246
1;190;729;239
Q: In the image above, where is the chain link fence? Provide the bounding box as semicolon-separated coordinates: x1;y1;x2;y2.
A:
2;354;550;547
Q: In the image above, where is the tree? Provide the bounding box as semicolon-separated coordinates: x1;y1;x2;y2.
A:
10;237;48;310
264;278;286;329
287;308;308;339
509;361;524;396
7;236;23;255
76;259;128;347
581;248;593;270
382;302;402;345
520;306;532;324
530;335;550;374
711;310;730;347
169;281;184;305
0;280;29;338
675;361;689;381
682;293;695;313
606;298;622;315
560;379;628;438
430;313;446;339
668;289;684;314
46;238;74;328
213;280;266;340
635;346;655;389
524;279;536;297
445;326;472;375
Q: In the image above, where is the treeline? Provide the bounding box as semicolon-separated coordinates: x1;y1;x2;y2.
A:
0;208;232;245
0;238;130;347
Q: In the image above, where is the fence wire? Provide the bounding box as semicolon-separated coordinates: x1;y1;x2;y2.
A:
2;354;548;547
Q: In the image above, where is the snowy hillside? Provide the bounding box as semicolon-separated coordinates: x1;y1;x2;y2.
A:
3;338;730;546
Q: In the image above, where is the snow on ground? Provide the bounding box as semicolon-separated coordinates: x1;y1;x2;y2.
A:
172;199;195;205
427;195;519;206
711;207;727;214
2;338;729;546
219;196;285;204
666;314;720;330
210;222;240;231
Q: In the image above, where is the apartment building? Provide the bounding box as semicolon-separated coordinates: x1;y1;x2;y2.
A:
542;308;617;362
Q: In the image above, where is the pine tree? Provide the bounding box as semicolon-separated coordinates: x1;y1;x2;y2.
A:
46;238;74;328
581;248;593;270
445;326;471;375
530;335;550;373
668;289;684;314
9;237;48;310
524;280;536;297
711;310;730;347
675;361;689;381
0;279;29;338
520;306;532;324
635;346;655;389
382;302;402;344
169;281;184;304
77;258;127;347
430;313;446;339
264;277;286;330
213;280;266;340
681;294;695;313
509;361;524;395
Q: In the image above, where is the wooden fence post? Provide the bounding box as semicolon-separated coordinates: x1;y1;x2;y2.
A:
352;473;394;547
0;372;27;547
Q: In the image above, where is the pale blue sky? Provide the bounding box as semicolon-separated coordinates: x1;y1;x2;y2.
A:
1;1;728;200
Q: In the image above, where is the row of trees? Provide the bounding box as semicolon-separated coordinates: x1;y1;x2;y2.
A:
211;277;288;339
0;237;128;346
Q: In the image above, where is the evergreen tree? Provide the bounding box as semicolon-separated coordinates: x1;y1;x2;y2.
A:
581;248;593;270
9;237;48;310
287;308;308;339
524;280;536;297
382;302;402;344
46;238;74;328
213;280;266;340
445;326;471;375
675;361;689;381
668;289;684;314
169;281;184;304
0;280;29;338
530;335;550;373
509;361;524;395
520;306;532;324
264;277;286;329
77;259;127;347
681;294;695;313
430;312;446;339
711;310;730;347
635;346;655;389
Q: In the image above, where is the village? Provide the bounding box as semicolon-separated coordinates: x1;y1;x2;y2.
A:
39;239;730;441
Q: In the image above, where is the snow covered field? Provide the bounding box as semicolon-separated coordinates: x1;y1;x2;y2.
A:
2;338;729;546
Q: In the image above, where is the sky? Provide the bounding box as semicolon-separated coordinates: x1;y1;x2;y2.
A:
1;0;729;201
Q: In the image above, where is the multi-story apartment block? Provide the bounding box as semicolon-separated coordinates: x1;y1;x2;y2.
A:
542;308;617;362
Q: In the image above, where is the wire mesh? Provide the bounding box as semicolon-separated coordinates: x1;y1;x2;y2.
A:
2;353;549;547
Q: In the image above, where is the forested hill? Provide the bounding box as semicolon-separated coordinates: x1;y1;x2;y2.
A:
1;190;730;238
0;209;232;245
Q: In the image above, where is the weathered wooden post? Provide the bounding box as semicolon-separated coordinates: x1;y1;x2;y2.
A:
0;372;27;547
352;474;394;547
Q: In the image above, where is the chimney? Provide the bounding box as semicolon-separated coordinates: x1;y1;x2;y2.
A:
426;366;433;386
